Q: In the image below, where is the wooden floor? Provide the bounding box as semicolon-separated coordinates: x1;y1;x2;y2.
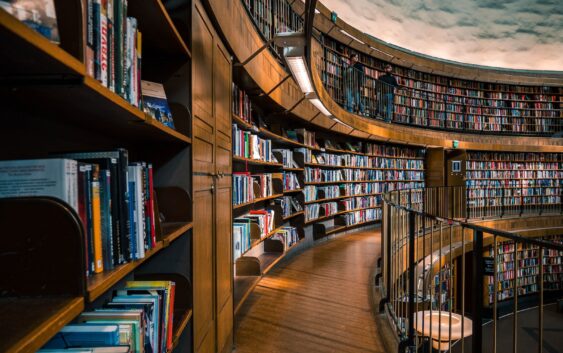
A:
234;230;386;353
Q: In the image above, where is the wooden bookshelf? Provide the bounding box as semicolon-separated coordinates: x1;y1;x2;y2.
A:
0;297;85;353
233;193;284;210
87;222;193;302
233;155;284;167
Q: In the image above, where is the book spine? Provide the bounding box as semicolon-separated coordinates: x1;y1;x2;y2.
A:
113;0;124;96
93;0;101;81
167;282;175;350
77;164;89;276
119;149;132;262
91;168;104;273
100;170;114;270
100;0;109;87
134;165;146;259
122;0;129;99
84;166;95;274
107;0;115;92
86;0;95;77
128;179;137;260
136;30;142;107
148;164;156;248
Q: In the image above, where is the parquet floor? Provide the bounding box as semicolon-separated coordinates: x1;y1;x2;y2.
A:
233;230;386;353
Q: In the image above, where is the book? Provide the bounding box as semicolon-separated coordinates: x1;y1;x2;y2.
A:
0;0;59;42
43;324;121;348
142;81;175;129
91;165;104;273
0;158;78;212
77;311;143;353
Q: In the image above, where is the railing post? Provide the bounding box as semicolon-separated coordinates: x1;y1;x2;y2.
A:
501;187;505;218
407;212;416;349
379;203;392;312
471;230;484;353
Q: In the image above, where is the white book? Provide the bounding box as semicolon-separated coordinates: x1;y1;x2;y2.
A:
0;158;78;212
233;226;242;261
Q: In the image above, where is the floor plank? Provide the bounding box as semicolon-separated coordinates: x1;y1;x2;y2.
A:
234;230;386;353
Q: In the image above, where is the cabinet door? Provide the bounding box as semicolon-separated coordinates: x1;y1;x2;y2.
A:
214;37;233;353
192;2;216;352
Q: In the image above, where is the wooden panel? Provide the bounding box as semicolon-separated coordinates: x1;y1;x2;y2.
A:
215;183;232;310
446;149;467;187
214;42;232;139
216;296;233;353
192;4;214;121
197;328;216;353
193;175;214;351
425;147;445;187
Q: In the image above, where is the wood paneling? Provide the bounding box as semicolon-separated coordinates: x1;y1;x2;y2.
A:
192;1;233;352
445;149;467;187
425;147;445;187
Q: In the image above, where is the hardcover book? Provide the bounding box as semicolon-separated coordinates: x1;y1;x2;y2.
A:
141;80;175;129
0;0;59;42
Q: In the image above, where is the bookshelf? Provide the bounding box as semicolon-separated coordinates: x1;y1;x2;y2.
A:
0;1;195;352
466;152;563;217
316;34;562;135
485;235;563;306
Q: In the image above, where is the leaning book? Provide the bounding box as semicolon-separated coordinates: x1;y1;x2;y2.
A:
0;0;59;42
141;80;175;129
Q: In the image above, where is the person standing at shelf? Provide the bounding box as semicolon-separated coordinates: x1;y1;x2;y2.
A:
344;53;365;115
379;64;399;122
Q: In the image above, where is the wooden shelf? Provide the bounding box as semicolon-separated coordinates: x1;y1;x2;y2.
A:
0;9;85;76
233;194;283;210
0;296;84;353
233;156;283;167
128;0;191;59
283;167;304;172
171;308;193;350
87;222;193;302
259;252;285;274
234;275;261;315
283;211;304;221
258;128;308;148
284;188;303;194
232;114;255;130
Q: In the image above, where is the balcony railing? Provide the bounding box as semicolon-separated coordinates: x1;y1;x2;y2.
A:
380;187;563;353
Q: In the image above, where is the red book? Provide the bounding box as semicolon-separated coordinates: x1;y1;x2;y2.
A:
147;164;157;248
167;282;176;350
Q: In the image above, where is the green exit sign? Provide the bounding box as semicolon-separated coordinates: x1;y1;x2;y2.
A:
331;11;338;23
452;140;459;149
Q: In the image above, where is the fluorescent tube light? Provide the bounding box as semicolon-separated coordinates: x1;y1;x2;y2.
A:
340;29;365;45
284;47;314;94
310;98;331;116
333;117;353;129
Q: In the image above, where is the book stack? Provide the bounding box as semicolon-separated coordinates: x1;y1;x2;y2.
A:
283;172;301;191
271;227;300;250
233;125;274;162
0;150;157;277
235;209;276;239
252;173;273;198
85;0;142;107
40;280;176;353
294;128;317;148
305;168;344;183
233;172;254;205
343;208;381;225
305;202;337;222
233;221;253;261
232;83;252;123
277;196;303;218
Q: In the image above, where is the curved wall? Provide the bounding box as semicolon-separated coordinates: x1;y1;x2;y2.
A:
205;0;563;152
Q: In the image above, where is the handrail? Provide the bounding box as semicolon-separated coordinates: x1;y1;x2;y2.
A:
381;187;563;353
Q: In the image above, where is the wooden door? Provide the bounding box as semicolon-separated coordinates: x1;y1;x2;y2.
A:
192;1;233;352
213;40;233;353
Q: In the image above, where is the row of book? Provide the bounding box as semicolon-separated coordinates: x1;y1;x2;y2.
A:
235;209;276;240
467;161;561;171
277;196;303;218
41;280;176;353
0;150;157;276
232;173;276;205
273;149;301;169
304;168;424;183
468;188;561;198
85;0;142;107
232;84;253;123
232;124;275;162
303;185;341;202
270;226;300;251
339;196;381;211
466;170;562;179
467;152;561;163
282;172;301;191
305;202;338;222
233;221;253;261
466;179;561;188
343;208;382;226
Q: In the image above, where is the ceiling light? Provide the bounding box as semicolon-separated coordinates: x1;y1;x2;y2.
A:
340;29;365;45
284;46;314;94
310;98;331;116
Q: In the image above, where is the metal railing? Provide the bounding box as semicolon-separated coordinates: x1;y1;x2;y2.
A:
380;187;563;353
315;45;563;137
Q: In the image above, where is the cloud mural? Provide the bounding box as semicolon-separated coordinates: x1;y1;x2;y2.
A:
320;0;563;71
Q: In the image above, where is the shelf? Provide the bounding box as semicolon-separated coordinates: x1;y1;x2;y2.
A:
0;8;85;77
233;194;283;210
234;275;261;315
283;167;305;172
0;296;84;353
232;114;255;130
171;308;193;351
305;163;423;171
87;222;193;302
305;206;382;225
284;188;303;194
233;156;283;167
259;252;285;274
283;211;304;221
128;0;191;59
258;128;308;148
324;225;347;235
304;193;382;205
